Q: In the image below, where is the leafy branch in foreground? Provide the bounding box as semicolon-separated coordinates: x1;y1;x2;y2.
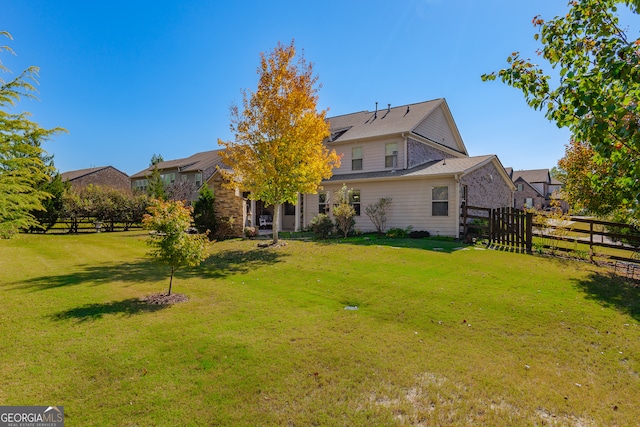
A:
482;0;639;220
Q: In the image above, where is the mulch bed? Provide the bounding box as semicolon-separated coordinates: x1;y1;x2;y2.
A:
141;293;189;305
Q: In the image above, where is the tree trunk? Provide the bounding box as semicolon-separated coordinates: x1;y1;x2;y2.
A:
272;203;280;244
168;266;174;296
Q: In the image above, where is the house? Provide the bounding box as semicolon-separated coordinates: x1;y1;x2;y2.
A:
60;166;130;191
131;99;515;238
130;150;245;235
291;99;515;237
506;168;567;211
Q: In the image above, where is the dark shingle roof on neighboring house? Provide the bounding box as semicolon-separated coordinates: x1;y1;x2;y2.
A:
130;150;227;179
60;166;127;181
510;169;550;184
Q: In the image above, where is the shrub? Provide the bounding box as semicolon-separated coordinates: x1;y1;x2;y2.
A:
365;197;392;234
333;184;357;238
409;230;430;239
193;186;216;239
386;227;407;238
214;216;235;240
244;226;258;238
310;213;334;238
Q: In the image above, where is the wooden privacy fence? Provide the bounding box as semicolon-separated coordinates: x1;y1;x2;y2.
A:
461;203;640;265
461;204;532;252
34;218;143;234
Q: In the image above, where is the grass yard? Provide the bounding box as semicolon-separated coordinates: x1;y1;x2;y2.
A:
1;232;639;426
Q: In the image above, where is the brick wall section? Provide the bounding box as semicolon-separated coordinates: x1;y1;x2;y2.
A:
461;162;513;208
407;137;455;168
69;167;131;192
513;178;546;210
211;173;244;237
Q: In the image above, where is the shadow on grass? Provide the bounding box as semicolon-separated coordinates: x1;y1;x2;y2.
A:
51;298;169;322
11;247;287;291
187;247;287;279
9;259;166;292
573;271;640;321
315;236;468;254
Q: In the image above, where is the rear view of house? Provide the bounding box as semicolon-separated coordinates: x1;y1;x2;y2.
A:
299;99;515;237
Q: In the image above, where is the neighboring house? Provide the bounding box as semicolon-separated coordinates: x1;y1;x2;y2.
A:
130;150;245;235
130;150;224;200
60;166;130;191
294;99;515;237
506;168;567;211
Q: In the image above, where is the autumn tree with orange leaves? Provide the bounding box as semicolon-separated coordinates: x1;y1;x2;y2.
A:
219;41;341;244
558;139;630;215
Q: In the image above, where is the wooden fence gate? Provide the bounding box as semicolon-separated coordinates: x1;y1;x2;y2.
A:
461;204;532;252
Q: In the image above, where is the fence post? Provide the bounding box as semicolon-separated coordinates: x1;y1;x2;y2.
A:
525;212;533;253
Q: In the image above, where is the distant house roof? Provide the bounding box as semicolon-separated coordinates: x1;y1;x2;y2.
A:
60;166;126;182
326;99;468;155
130;150;227;179
510;169;550;184
59;166;130;191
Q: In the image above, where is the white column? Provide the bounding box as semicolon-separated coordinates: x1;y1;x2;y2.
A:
251;200;257;228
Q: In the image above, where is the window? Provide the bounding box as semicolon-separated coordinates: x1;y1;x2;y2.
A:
432;186;449;216
525;198;533;208
352;147;363;170
181;174;188;182
318;192;330;214
161;173;175;185
461;185;468;204
385;143;398;168
351;190;361;216
517;183;523;192
284;202;296;216
195;172;202;187
133;179;148;191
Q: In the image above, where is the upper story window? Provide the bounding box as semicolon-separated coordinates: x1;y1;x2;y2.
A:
432;186;449;216
517;183;523;192
352;147;363;171
385;143;398;168
195;172;202;187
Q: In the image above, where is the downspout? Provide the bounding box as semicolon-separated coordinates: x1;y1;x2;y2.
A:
402;133;408;169
455;173;461;239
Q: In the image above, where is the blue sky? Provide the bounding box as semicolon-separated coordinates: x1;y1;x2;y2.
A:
2;1;635;175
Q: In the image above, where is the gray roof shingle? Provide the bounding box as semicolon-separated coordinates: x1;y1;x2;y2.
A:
327;99;443;143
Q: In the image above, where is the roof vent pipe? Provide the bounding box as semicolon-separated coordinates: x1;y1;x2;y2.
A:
404;105;410;116
374;102;378;118
387;103;391;113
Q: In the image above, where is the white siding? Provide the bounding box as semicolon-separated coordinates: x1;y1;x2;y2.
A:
304;177;459;236
413;105;459;152
331;136;405;175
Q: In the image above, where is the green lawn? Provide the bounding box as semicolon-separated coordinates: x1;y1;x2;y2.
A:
1;232;639;426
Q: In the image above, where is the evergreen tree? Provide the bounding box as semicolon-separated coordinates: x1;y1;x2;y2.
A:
0;32;65;237
192;185;216;239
